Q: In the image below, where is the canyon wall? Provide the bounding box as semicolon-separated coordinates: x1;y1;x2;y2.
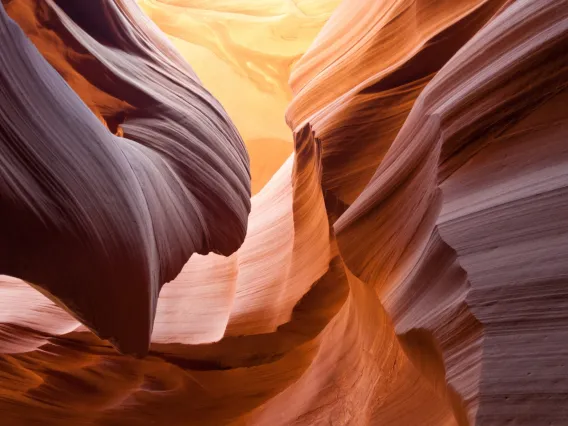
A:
0;0;567;425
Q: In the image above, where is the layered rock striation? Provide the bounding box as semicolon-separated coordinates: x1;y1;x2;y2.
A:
0;0;567;425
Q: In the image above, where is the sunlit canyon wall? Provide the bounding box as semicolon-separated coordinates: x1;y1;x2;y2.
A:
138;0;341;194
0;0;567;425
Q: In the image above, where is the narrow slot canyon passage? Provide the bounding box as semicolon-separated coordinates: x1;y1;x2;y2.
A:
0;0;567;425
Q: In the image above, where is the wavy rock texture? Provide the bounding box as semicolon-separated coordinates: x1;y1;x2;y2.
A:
1;0;567;425
0;0;251;355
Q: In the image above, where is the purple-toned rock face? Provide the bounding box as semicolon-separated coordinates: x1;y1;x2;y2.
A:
0;0;567;424
0;0;250;355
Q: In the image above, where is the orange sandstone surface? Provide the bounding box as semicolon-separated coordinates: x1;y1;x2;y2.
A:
0;0;567;425
137;0;340;194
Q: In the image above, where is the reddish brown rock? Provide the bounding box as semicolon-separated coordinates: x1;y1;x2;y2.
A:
0;0;567;424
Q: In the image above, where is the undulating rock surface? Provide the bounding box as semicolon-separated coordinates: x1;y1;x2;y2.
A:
0;0;251;355
0;0;567;425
